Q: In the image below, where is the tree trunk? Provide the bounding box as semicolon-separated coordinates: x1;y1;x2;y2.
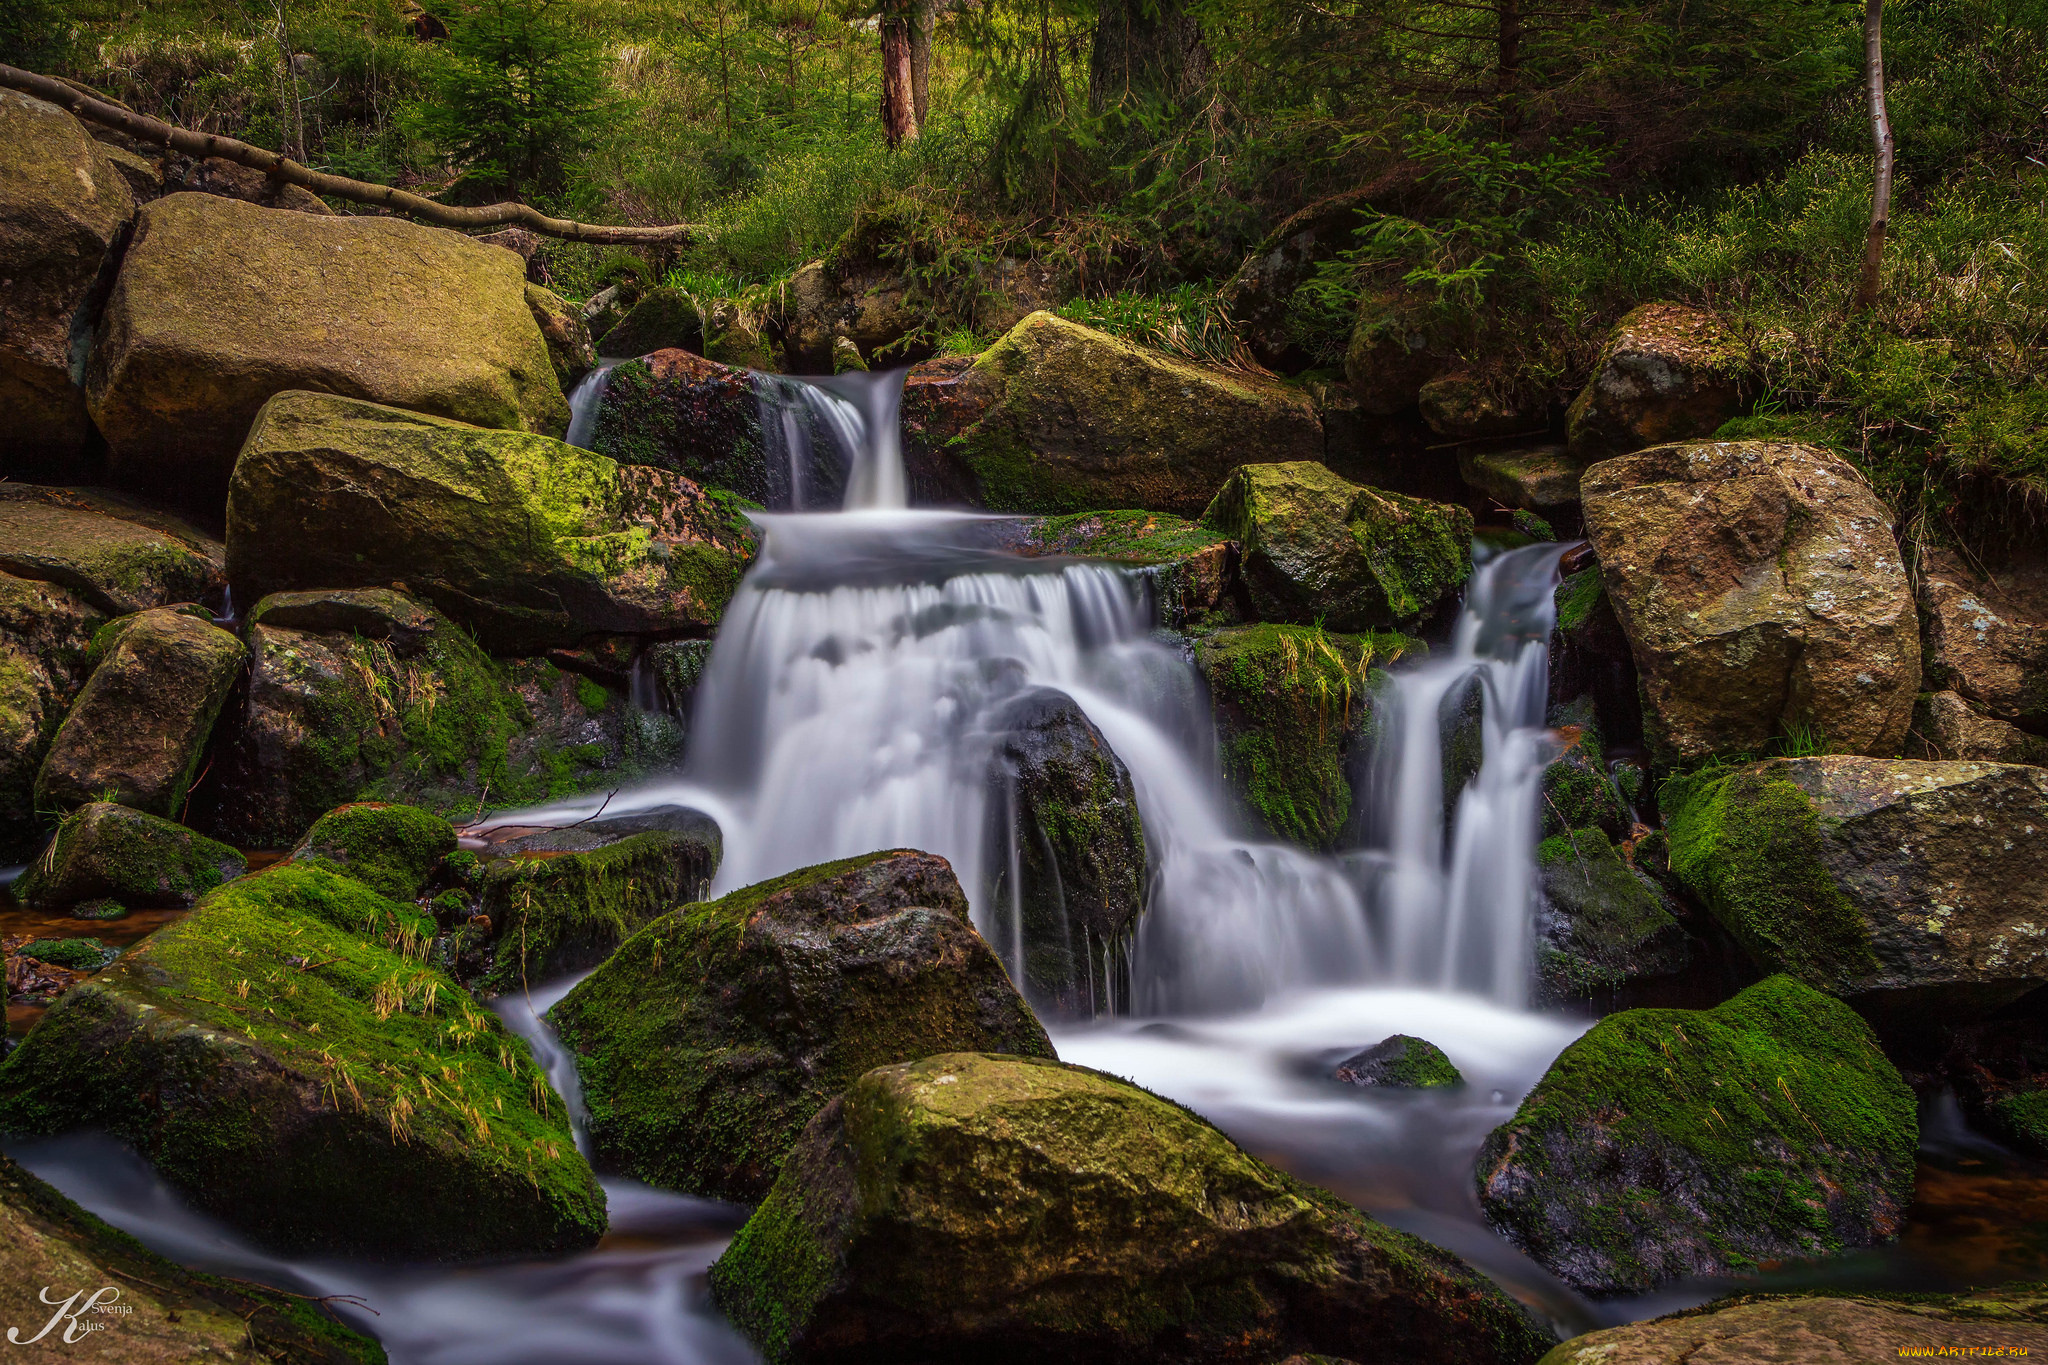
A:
1495;0;1522;131
1089;0;1208;111
910;0;940;129
881;0;919;148
1856;0;1894;310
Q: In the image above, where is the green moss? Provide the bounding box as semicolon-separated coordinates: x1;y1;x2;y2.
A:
292;802;456;901
478;830;712;993
1536;827;1691;999
1555;567;1605;633
15;801;245;909
595;286;704;357
19;937;115;971
1993;1092;2048;1155
1340;1035;1465;1087
574;674;609;713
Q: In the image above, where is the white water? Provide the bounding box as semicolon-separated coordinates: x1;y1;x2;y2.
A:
564;360;625;450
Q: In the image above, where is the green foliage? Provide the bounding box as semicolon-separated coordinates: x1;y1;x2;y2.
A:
19;937;116;972
1056;283;1250;367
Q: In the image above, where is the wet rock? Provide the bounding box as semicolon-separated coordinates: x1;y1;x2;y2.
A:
1908;689;2048;765
87;193;568;501
712;1051;1552;1365
1943;1016;2048;1157
0;91;135;475
1420;372;1531;441
642;637;714;721
1919;547;2048;727
0;864;603;1258
1477;975;1917;1296
14;802;244;910
0;486;225;617
1535;828;1694;1006
227;391;758;652
1458;444;1587;516
983;689;1146;1018
1581;440;1919;763
1201;462;1473;630
289;801;455;901
1334;1034;1463;1087
0;572;103;843
17;937;117;972
1547;567;1643;748
35;607;246;818
589;350;835;507
526;281;595;389
1540;699;1632;840
550;850;1055;1203
1344;289;1452;414
830;334;868;373
596;285;704;357
1004;509;1239;628
1663;756;2048;1018
1565;303;1748;460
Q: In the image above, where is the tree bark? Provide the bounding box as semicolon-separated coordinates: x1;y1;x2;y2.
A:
1856;0;1894;310
1495;0;1522;131
880;0;919;148
910;0;940;129
1089;0;1208;111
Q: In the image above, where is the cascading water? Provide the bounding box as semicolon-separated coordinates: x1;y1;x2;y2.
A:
564;360;623;450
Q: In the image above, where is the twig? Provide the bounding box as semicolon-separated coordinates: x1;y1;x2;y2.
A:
219;1275;379;1316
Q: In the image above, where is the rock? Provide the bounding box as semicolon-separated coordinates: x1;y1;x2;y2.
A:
475;829;718;994
14;802;244;910
1420;372;1530;441
1663;756;2048;1018
1919;547;2048;727
935;311;1324;517
0;91;134;474
1458;445;1586;515
1477;975;1917;1296
1535;828;1693;1005
830;334;868;373
289;801;455;901
549;850;1055;1203
0;1149;384;1364
983;689;1147;1018
0;863;604;1259
98;142;166;202
1909;689;2048;765
1334;1034;1463;1087
87;193;569;500
1565;303;1748;460
703;308;775;372
1195;623;1416;849
590;350;835;507
1547;566;1643;746
172;155;333;214
476;225;545;266
1344;290;1452;414
1003;509;1239;627
1943;1016;2048;1157
1540;698;1632;839
1534;1286;2048;1364
711;1051;1552;1365
1201;462;1473;630
642;637;713;721
526;281;595;389
0;572;102;843
596;285;704;357
226;391;758;652
35;607;246;818
248;584;438;645
779;213;930;372
16;936;116;972
0;485;225;616
1581;440;1919;763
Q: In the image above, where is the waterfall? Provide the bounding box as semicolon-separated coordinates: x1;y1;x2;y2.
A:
753;370;907;510
564;360;624;450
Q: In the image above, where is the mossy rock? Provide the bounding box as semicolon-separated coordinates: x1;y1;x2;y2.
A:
1201;462;1472;630
0;863;603;1259
14;801;244;909
0;570;103;844
290;802;456;901
525;280;594;389
0;490;224;618
595;286;705;357
1476;975;1917;1296
1334;1035;1463;1088
1534;828;1694;1005
19;936;117;972
1565;303;1749;461
1010;509;1239;628
711;1051;1552;1365
1540;698;1630;840
1457;444;1587;513
550;850;1055;1203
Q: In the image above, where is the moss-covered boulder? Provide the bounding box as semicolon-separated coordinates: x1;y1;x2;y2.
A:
550;850;1055;1203
0;484;226;617
15;802;244;910
0;1150;384;1364
937;312;1323;517
595;285;705;358
1535;828;1693;1005
289;802;455;901
0;90;134;474
17;936;117;972
227;391;758;652
1663;756;2048;1017
1196;624;1415;849
983;688;1146;1018
526;281;596;389
1565;303;1749;461
1547;567;1642;748
1201;462;1473;630
1458;444;1587;516
712;1051;1551;1365
1539;699;1632;840
1419;372;1530;441
0;571;103;844
1582;440;1920;763
1476;975;1916;1296
35;607;246;818
1334;1035;1463;1088
86;193;568;501
1006;509;1239;629
0;863;604;1259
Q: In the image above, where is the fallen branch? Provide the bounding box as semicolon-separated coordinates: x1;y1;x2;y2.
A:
0;63;695;246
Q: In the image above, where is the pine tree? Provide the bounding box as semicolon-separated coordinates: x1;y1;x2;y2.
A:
415;0;610;197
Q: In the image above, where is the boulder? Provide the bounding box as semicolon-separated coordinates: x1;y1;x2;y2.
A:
1534;1287;2048;1365
1547;566;1642;746
1581;440;1919;763
86;193;569;499
1196;623;1415;849
933;312;1324;517
711;1051;1552;1365
0;485;225;616
779;213;930;372
526;281;595;389
1565;303;1748;460
1477;975;1917;1296
1005;509;1239;628
1344;290;1451;414
549;850;1055;1203
98;142;166;203
1919;547;2048;726
1534;828;1693;1006
0;863;604;1259
1909;689;2048;765
830;334;868;373
1333;1034;1463;1088
289;801;455;901
0;91;134;474
35;607;246;818
14;802;244;910
172;155;333;215
1539;698;1633;840
642;637;713;722
983;689;1147;1018
1420;372;1531;441
226;391;758;652
1458;445;1587;515
0;572;102;842
596;285;704;358
1663;756;2048;1018
1202;462;1473;630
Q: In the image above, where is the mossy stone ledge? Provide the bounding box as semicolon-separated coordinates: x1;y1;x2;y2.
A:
1007;509;1240;628
1534;827;1694;1006
289;802;457;902
15;801;245;910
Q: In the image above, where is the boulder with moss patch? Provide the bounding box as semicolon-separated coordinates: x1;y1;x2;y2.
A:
1335;1035;1464;1088
0;863;604;1259
526;281;595;389
1004;509;1239;628
0;571;103;843
1477;974;1917;1296
1547;566;1642;743
1540;698;1632;840
15;802;244;910
1565;304;1749;460
290;802;455;901
595;286;706;358
1201;462;1472;630
550;850;1055;1203
1458;445;1587;516
1535;828;1693;1005
711;1051;1551;1365
0;484;225;617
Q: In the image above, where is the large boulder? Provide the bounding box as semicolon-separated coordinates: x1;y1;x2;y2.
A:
1344;288;1452;414
1918;547;2048;727
1477;975;1916;1296
288;801;455;901
1909;688;2048;765
1534;828;1693;1006
1004;509;1239;627
1565;303;1748;460
549;850;1055;1203
226;391;758;652
1457;445;1587;517
1581;440;1919;763
1200;462;1472;630
35;607;246;818
0;572;102;843
526;281;595;389
0;484;225;616
711;1051;1552;1365
86;193;569;500
0;91;134;474
0;863;604;1259
1663;756;2048;1018
983;689;1147;1018
14;802;244;911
